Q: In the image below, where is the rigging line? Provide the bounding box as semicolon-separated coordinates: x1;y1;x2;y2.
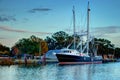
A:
69;12;74;34
64;10;73;35
77;6;87;33
80;6;87;31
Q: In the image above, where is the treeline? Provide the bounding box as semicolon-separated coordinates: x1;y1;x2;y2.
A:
94;38;120;58
11;35;48;57
0;43;10;56
0;31;120;58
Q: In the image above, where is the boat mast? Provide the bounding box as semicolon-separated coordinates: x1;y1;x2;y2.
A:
87;1;90;55
73;6;76;49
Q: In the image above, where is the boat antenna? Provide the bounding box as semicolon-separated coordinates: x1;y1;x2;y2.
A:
87;1;90;55
73;6;76;49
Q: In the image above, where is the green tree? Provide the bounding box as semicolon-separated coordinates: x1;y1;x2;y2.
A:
45;31;73;49
94;38;115;55
45;36;56;50
114;47;120;58
45;31;81;50
13;35;48;56
0;43;10;55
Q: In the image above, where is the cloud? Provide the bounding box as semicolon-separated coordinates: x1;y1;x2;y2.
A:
28;8;52;13
92;26;120;47
0;15;16;22
0;26;52;35
0;37;7;39
94;26;120;34
0;26;26;33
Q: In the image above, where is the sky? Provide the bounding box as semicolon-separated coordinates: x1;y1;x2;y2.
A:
0;0;120;48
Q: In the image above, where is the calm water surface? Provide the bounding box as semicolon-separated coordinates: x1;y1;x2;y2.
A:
0;63;120;80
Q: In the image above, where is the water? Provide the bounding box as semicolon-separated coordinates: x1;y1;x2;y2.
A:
0;63;120;80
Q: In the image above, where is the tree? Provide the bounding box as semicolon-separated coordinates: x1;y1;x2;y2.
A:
45;31;73;49
94;38;115;55
45;36;56;50
13;35;48;56
45;31;82;50
114;47;120;58
0;43;10;55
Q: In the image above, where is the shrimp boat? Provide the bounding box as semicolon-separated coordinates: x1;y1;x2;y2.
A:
56;2;103;65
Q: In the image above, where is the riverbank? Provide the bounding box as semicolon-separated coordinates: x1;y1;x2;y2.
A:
0;56;120;65
0;57;58;65
0;57;14;65
0;57;42;65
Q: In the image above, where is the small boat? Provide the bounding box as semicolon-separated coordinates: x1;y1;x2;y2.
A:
44;49;61;63
56;1;103;65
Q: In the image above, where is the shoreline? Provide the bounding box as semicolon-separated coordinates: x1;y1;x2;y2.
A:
0;57;119;66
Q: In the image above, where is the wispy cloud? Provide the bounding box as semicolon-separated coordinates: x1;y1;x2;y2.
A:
0;37;7;39
28;8;52;13
93;26;120;47
0;26;26;33
94;26;120;34
0;26;52;35
0;15;16;22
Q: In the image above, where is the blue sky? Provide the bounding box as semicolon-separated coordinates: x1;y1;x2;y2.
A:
0;0;120;47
